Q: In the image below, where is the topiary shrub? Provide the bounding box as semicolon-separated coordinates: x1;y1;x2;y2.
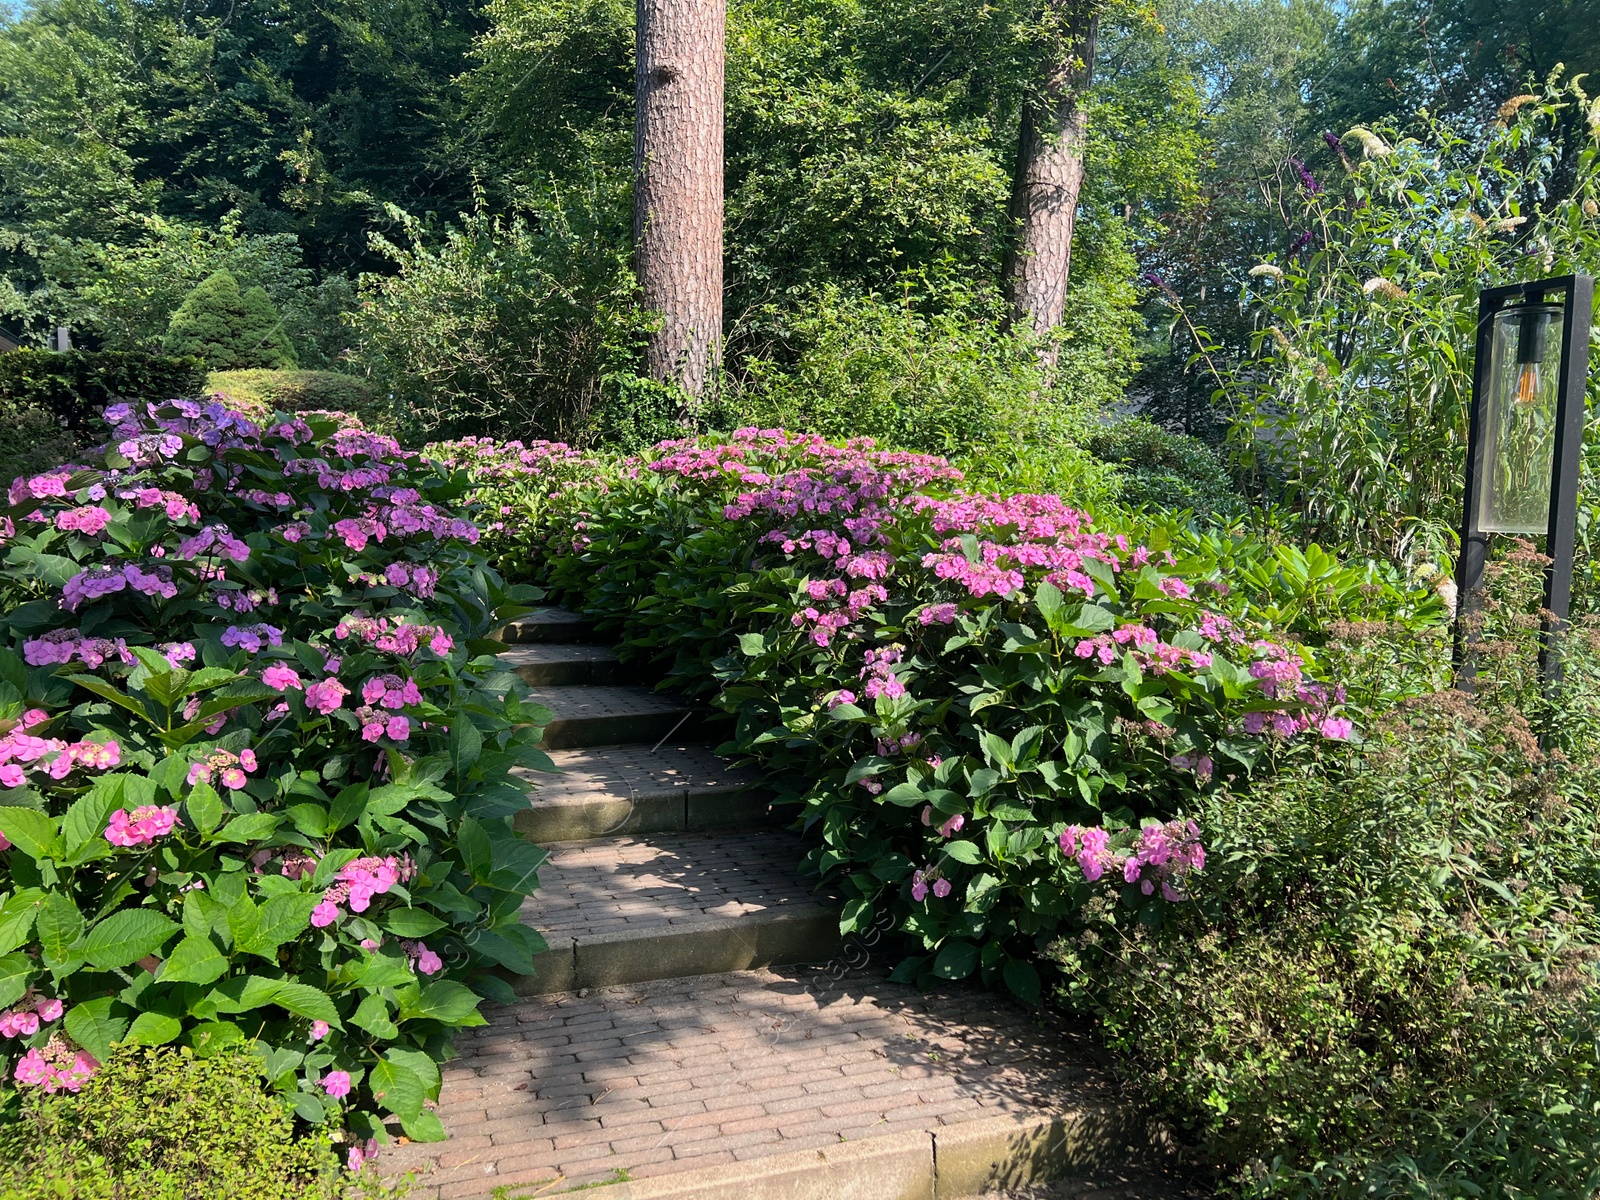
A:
0;1044;404;1199
164;271;298;371
206;371;388;429
0;399;553;1149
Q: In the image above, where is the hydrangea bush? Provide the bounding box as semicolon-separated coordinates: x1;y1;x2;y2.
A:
485;429;1385;1000
0;400;552;1148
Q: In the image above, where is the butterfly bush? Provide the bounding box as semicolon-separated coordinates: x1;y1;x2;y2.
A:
460;428;1354;1002
0;400;554;1149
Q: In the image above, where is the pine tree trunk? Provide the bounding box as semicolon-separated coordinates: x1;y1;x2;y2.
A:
1003;10;1098;358
634;0;724;403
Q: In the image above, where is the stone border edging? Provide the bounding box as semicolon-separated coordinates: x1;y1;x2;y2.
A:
468;1107;1158;1200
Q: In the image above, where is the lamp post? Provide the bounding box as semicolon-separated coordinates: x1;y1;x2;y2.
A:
1455;274;1594;691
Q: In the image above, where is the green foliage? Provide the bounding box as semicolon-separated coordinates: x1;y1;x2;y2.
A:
0;1044;403;1199
1086;417;1240;521
34;217;355;371
350;191;676;448
206;372;386;428
1225;76;1600;560
716;281;1090;462
164;271;298;372
1054;549;1600;1196
0;0;480;267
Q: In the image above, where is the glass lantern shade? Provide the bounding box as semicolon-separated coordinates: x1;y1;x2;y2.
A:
1476;302;1566;534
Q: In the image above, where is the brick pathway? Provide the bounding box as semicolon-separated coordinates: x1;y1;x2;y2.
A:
386;966;1107;1199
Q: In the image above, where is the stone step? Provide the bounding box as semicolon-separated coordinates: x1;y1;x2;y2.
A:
499;606;600;644
500;642;624;687
528;685;697;751
514;743;771;843
384;966;1163;1200
520;830;838;995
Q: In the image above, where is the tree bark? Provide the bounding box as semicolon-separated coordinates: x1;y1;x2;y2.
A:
1002;9;1098;357
634;0;724;402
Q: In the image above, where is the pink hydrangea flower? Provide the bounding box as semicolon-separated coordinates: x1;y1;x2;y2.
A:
105;805;180;847
262;663;304;691
405;941;443;975
310;1020;330;1041
321;1070;352;1098
0;1009;40;1037
304;677;349;714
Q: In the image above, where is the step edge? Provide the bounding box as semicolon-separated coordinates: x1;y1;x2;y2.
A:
513;780;765;806
433;1105;1156;1200
565;902;837;947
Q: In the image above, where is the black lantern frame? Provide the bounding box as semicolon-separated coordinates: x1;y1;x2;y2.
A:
1455;273;1595;691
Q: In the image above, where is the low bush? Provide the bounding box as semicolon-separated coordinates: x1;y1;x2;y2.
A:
207;371;389;430
349;189;677;448
716;284;1112;501
0;399;552;1148
0;1043;403;1198
1085;417;1240;522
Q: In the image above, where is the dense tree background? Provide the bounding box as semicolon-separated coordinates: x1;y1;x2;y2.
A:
0;0;1593;444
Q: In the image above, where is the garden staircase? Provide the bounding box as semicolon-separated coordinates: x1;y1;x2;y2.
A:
384;610;1192;1200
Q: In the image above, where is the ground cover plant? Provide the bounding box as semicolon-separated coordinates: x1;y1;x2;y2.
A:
0;399;552;1160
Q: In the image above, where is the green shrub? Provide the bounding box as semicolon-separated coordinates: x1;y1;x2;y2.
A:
716;283;1087;458
164;270;298;371
349;189;675;448
1085;417;1240;521
0;350;206;434
206;370;387;428
0;1044;403;1199
1221;76;1600;558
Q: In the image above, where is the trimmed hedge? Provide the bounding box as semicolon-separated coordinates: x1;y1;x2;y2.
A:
0;352;207;433
206;371;385;428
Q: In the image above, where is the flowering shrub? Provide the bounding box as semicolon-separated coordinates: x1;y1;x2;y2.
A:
499;429;1378;1000
0;400;552;1148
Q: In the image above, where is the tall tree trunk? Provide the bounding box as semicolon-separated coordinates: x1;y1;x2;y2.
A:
634;0;724;403
1002;9;1098;358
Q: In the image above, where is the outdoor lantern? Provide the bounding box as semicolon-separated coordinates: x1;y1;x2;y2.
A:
1456;274;1595;690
